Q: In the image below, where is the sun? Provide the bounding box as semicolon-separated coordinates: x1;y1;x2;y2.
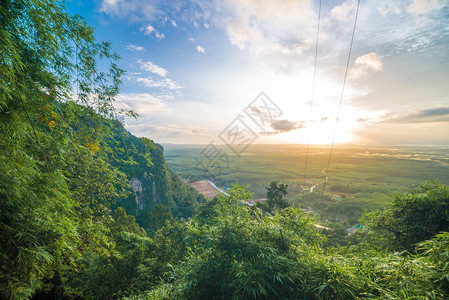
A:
281;119;356;145
271;103;368;145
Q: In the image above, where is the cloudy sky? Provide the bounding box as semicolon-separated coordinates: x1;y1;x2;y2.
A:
68;0;449;145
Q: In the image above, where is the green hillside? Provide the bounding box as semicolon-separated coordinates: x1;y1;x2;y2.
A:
106;123;206;223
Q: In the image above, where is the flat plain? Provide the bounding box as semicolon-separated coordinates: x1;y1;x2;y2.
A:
164;143;449;225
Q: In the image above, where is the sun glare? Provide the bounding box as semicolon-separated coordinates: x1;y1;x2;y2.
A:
282;119;356;145
253;72;369;145
274;101;368;145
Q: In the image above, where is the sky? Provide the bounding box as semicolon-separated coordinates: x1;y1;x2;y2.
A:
67;0;449;145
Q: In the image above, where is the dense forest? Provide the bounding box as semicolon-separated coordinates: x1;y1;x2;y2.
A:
1;1;449;299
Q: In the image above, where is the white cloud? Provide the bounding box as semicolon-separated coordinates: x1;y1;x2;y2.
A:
137;77;183;90
171;20;177;27
100;0;160;22
137;59;168;77
331;0;356;22
349;52;383;80
125;123;204;139
99;0;449;145
227;20;261;50
143;25;164;39
134;59;183;91
355;53;383;72
144;25;155;34
126;44;145;52
114;93;166;114
100;0;123;15
196;45;206;53
407;0;447;15
378;3;401;16
193;20;199;28
204;23;209;29
223;0;316;72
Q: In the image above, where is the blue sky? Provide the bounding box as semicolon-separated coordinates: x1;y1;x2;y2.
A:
67;0;449;145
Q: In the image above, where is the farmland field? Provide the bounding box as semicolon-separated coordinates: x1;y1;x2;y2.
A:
164;143;449;225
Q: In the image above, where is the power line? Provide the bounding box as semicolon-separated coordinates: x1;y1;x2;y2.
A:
303;0;322;192
320;0;361;202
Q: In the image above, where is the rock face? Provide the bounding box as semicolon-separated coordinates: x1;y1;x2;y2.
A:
129;177;143;213
109;123;205;222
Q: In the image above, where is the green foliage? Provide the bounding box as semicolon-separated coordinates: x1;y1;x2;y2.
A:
418;232;449;294
111;207;147;237
59;207;150;299
172;186;322;300
0;0;131;297
64;232;157;300
264;181;289;214
363;181;449;251
118;184;449;300
321;223;351;248
0;2;207;293
146;204;174;233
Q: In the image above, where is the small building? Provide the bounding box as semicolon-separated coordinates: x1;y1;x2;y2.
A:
346;224;363;235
